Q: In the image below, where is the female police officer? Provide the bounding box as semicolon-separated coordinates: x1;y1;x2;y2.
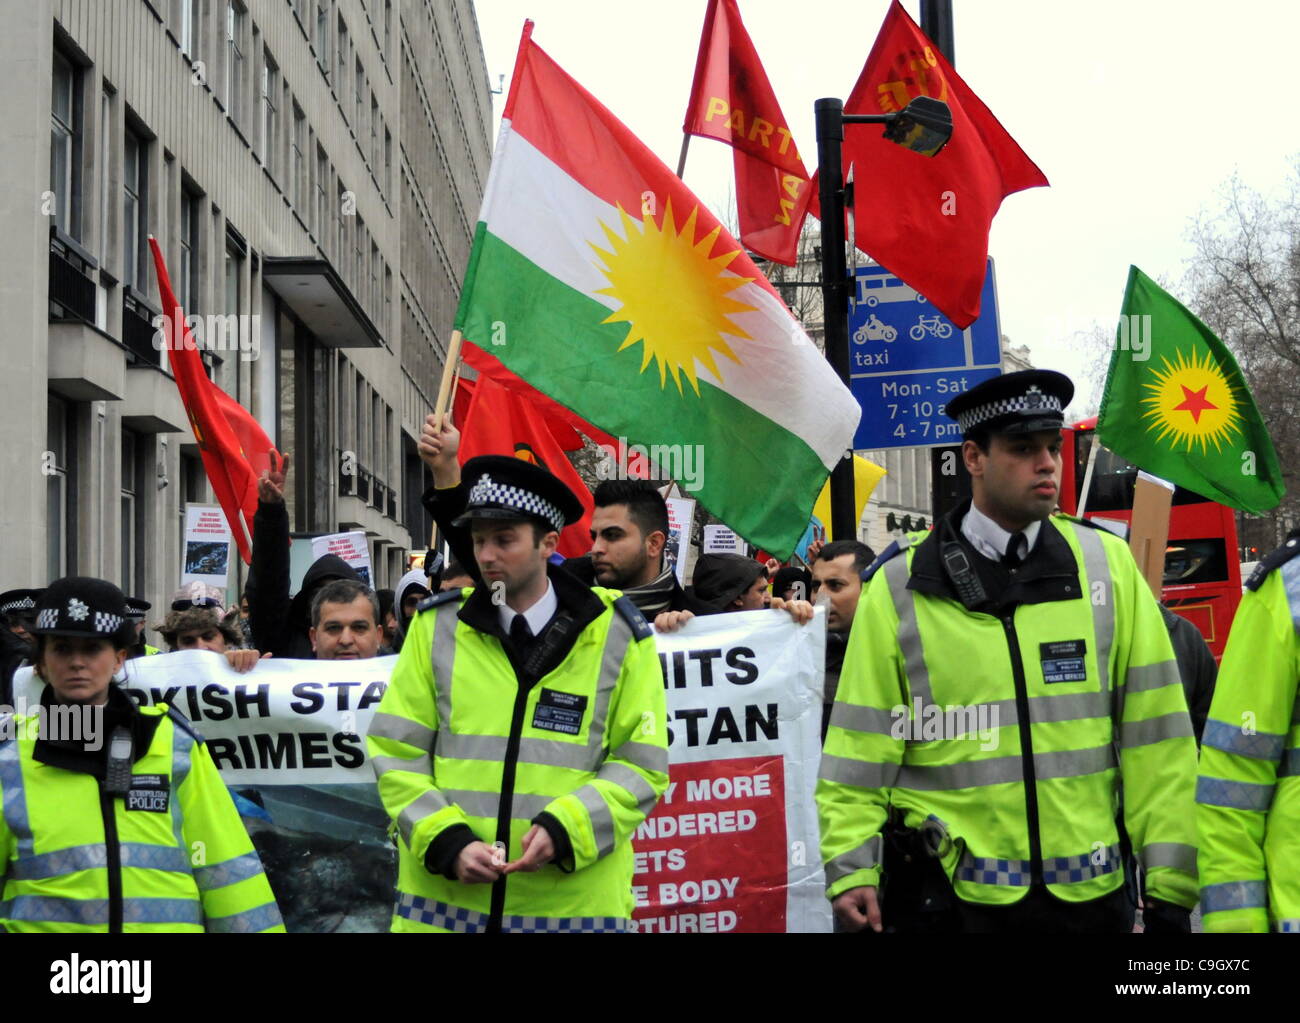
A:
0;577;283;932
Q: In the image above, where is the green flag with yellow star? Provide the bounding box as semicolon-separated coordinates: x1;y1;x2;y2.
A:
1096;266;1284;514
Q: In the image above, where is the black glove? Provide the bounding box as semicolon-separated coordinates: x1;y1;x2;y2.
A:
1142;897;1192;933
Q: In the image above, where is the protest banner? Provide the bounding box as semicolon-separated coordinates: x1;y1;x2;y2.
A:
310;530;373;585
182;504;233;589
702;523;744;555
664;496;696;586
633;607;832;933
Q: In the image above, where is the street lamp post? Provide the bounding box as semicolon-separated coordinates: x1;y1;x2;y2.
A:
815;95;953;541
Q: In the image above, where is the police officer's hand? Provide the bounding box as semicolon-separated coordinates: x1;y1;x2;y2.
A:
769;597;814;625
833;886;883;933
256;450;289;504
502;825;554;874
455;841;504;884
654;610;695;633
419;412;461;489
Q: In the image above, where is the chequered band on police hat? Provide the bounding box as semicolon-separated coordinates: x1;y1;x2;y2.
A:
33;606;124;635
94;611;124;633
466;473;565;533
36;608;58;630
1;596;35;613
955;385;1063;434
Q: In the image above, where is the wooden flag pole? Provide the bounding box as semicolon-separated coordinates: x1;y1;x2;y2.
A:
1076;436;1100;517
428;329;465;548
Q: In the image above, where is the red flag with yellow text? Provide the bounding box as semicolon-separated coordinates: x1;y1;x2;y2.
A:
683;0;812;264
839;1;1047;327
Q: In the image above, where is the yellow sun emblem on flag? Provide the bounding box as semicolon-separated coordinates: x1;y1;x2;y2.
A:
591;199;754;396
1140;348;1244;454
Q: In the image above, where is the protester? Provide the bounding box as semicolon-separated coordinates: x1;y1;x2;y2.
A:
155;589;264;674
772;565;812;602
390;569;433;653
309;579;382;661
368;455;667;932
653;553;814;633
250;454;363;658
810;540;875;737
438;558;475;593
819;369;1199;935
0;576;284;932
376;588;397;652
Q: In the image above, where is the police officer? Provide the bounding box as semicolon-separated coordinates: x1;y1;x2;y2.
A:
818;370;1200;933
0;588;42;703
124;596;160;657
1197;528;1300;931
367;456;668;933
0;577;284;932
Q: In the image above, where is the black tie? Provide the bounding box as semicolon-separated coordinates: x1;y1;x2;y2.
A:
1003;532;1025;568
510;613;533;651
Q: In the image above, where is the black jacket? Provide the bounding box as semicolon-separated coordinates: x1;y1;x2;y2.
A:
1159;604;1217;743
249;499;360;658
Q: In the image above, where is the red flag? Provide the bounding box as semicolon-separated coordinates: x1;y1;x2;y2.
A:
839;1;1047;327
458;371;595;559
148;237;280;563
683;0;812;264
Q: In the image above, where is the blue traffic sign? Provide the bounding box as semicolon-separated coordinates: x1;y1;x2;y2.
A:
848;259;1002;449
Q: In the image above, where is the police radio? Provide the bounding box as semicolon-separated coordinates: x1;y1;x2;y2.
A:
104;725;134;796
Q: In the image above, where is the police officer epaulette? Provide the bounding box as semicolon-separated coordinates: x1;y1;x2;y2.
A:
612;595;653;641
860;535;914;583
1245;527;1300;591
415;588;464;614
166;705;207;744
1053;512;1112;533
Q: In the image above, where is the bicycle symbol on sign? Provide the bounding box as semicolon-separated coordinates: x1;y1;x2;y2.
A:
909;315;953;341
853;313;898;344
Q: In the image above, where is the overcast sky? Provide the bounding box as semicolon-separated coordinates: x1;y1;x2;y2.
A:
472;1;1300;416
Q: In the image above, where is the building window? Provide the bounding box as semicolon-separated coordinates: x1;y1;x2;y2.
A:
315;145;328;243
50;50;80;238
383;0;392;62
315;1;330;72
225;1;245;122
354;58;364;134
370;241;379;322
224;231;244;396
337;16;348;110
261;51;278;175
354;215;365;301
370;95;379;169
120;430;138;594
123;127;148;291
291;103;306;211
47;397;74;580
180;188;199;312
383;126;391;197
98;87;112;265
177;0;203;59
336;179;347;264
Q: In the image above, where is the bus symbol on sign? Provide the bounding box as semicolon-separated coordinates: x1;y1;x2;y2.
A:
856;273;929;308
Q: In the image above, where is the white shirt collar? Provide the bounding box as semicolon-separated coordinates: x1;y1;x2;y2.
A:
961;502;1042;564
497;579;558;637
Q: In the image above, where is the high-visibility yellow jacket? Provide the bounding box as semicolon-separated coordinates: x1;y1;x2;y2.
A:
1197;534;1300;932
819;512;1200;910
368;580;668;933
0;700;283;933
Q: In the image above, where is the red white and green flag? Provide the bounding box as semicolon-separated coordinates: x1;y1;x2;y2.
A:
454;23;860;558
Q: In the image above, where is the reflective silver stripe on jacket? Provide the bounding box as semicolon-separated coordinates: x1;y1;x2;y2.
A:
593;761;659;818
1283;556;1300;631
1120;711;1194;749
442;788;553;821
957;842;1122;886
824;835;882;886
168;718;194;871
882;540;933;709
1140;842;1198;873
369;711;436;753
397;789;453;846
9;842;192;881
0;731;33;858
1201;880;1267;914
394;892;629;933
585;608;636;759
573;784;617;857
193;850;266;891
1195;776;1274;811
894;744;1115;791
205;900;283;933
1277;919;1300;933
1202;719;1287;761
430;603;460;736
437;732;594;772
819;753;900;789
1071;523;1113;697
0;895;203;926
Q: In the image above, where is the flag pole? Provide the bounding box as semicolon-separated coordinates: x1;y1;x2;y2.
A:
1076;435;1100;517
428;329;465;549
675;134;691;179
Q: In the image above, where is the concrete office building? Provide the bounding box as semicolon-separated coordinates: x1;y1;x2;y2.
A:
0;0;492;616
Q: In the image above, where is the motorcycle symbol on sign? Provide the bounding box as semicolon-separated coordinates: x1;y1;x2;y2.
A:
853;313;898;344
909;315;953;341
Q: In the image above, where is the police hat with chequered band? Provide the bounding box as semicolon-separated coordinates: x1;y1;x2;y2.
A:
31;577;133;640
0;589;43;616
452;455;584;534
124;596;152;622
944;369;1075;438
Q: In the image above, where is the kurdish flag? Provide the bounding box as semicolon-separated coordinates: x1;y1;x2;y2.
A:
1096;266;1283;514
453;23;860;558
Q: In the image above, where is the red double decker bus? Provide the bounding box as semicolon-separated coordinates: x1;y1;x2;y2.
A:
1059;417;1241;660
